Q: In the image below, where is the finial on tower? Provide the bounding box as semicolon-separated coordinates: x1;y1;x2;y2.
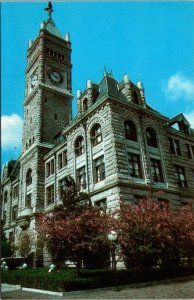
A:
103;67;107;76
44;1;53;20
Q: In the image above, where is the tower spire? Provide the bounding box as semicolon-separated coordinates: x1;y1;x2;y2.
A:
44;1;53;20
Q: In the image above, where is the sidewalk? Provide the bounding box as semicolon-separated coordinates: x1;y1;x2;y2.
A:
1;277;194;299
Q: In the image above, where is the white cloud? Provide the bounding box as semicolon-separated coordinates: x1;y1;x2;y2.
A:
1;114;23;151
184;110;194;129
163;72;194;101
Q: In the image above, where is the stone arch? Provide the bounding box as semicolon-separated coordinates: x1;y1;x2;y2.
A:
124;120;138;142
87;115;105;133
122;113;141;139
71;127;85;148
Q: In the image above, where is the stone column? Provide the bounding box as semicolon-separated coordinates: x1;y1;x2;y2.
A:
86;80;93;108
76;90;82;116
123;75;132;101
137;81;146;108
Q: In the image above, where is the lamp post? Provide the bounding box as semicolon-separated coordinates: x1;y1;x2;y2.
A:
107;230;119;291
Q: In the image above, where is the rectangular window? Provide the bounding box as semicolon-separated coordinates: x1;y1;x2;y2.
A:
25;193;32;207
13;185;19;199
169;138;181;156
93;156;106;183
91;125;102;147
12;205;18;221
3;210;7;224
75;138;85;157
186;144;192;159
58;150;67;169
46;185;54;206
46;159;55;178
59;178;66;199
94;199;107;211
191;146;194;159
192;170;194;183
76;166;86;190
174;165;187;188
128;153;142;178
150;158;163;182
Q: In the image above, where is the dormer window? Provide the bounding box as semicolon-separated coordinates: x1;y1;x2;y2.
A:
178;121;189;135
169;113;190;136
133;91;139;104
146;127;158;148
83;98;88;112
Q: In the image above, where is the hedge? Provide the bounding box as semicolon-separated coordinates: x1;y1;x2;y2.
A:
1;265;193;292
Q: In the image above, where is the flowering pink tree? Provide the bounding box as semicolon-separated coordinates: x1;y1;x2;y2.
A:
117;196;194;270
37;207;117;273
37;176;117;273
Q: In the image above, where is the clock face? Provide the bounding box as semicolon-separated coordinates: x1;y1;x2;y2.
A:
49;71;63;83
31;74;38;87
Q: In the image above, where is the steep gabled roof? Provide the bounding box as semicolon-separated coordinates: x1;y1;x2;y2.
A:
169;113;190;126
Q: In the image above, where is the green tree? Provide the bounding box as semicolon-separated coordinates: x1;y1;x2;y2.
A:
1;220;13;257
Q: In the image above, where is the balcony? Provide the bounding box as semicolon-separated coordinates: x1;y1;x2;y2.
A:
18;207;33;217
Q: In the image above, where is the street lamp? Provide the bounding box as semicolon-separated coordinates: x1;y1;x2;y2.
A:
107;230;119;291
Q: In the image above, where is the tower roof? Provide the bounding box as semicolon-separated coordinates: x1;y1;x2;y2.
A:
44;19;63;39
43;2;63;39
96;72;126;102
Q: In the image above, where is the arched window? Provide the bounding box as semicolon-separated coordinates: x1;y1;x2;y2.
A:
26;169;32;186
91;124;102;147
83;98;88;112
4;191;8;203
75;136;84;157
133;91;139;104
124;120;137;141
146;127;158;148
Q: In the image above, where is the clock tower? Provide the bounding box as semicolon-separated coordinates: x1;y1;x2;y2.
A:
23;4;72;151
18;3;72;223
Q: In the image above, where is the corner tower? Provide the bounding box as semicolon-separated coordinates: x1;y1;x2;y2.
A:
23;3;72;151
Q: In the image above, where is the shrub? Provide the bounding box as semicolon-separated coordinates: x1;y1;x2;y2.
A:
2;266;193;292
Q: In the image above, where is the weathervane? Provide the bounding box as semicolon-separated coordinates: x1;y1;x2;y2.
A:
44;1;53;20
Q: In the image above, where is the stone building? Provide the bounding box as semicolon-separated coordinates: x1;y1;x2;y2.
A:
1;5;194;265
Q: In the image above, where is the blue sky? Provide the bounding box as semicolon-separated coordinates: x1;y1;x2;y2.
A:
1;1;194;166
